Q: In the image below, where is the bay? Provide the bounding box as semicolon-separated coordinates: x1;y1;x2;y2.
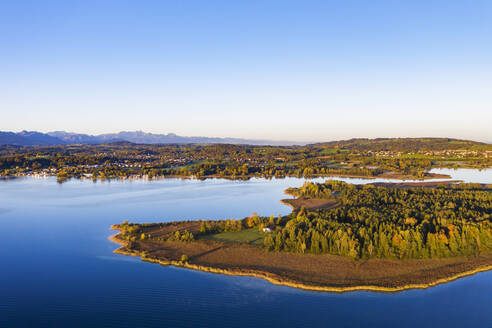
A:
1;169;491;327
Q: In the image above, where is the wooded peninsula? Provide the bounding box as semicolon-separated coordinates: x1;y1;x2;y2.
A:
110;180;492;292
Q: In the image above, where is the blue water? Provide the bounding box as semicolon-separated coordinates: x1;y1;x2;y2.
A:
1;171;491;328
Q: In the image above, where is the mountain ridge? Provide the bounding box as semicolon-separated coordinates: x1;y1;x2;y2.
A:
1;131;489;148
0;130;300;146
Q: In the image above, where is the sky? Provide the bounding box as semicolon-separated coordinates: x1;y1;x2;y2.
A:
1;0;491;142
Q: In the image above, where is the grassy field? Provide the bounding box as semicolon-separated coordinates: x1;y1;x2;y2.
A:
199;228;266;246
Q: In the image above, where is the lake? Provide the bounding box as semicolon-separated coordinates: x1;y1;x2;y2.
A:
1;169;491;327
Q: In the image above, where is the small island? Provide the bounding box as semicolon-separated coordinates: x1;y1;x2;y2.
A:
110;180;492;292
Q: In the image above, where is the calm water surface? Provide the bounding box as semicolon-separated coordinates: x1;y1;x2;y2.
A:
1;170;491;328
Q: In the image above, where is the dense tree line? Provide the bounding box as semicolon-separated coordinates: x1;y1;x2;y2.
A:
198;214;282;234
265;181;492;259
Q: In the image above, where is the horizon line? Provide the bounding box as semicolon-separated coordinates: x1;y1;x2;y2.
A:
1;129;490;145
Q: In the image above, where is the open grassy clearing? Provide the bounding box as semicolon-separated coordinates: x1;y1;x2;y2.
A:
199;228;266;246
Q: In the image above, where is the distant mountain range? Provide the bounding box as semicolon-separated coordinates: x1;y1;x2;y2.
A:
0;131;301;146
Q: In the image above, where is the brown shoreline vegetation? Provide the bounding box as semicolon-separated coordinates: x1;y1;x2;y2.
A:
109;224;492;293
280;198;341;211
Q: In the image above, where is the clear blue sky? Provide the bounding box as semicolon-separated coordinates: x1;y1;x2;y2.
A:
1;0;491;142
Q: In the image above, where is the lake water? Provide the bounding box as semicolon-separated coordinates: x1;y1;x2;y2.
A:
1;169;491;327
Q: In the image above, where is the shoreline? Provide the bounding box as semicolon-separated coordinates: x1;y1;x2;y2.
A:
3;171;453;183
108;227;492;294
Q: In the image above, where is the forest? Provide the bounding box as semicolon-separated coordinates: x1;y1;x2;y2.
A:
267;181;492;259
